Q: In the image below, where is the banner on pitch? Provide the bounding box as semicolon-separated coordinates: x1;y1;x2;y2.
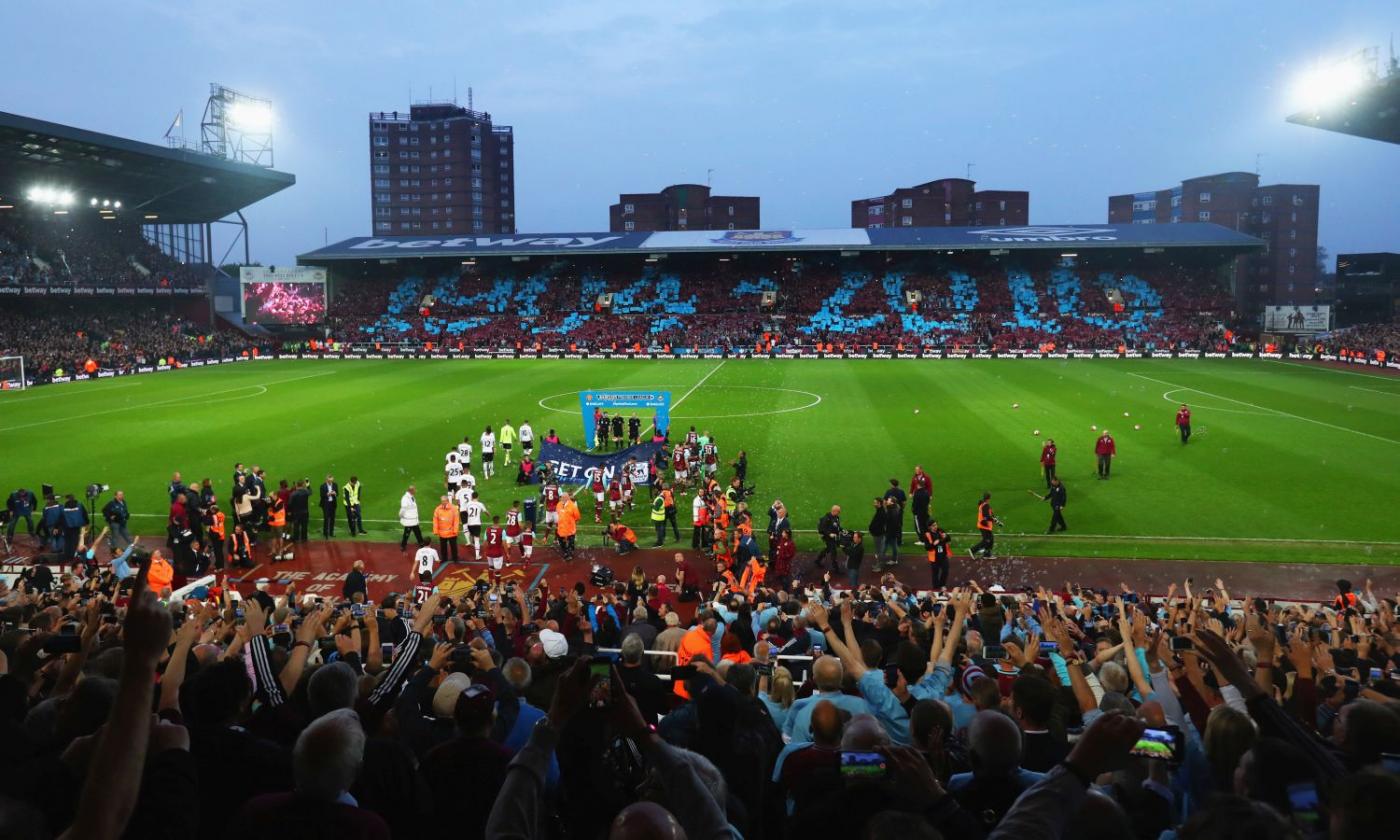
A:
539;440;661;486
578;389;670;449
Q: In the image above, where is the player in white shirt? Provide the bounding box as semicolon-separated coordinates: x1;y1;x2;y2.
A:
454;484;475;521
456;437;473;469
460;470;477;493
518;421;534;456
465;492;488;554
445;453;464;492
412;544;439;584
480;426;497;479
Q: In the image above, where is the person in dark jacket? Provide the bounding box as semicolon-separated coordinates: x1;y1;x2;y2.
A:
102;490;132;549
815;506;843;572
288;480;311;542
867;497;887;558
844;530;866;589
40;495;64;553
60;494;89;560
6;487;37;538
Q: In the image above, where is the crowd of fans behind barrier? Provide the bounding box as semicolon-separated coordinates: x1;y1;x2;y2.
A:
2;526;1397;840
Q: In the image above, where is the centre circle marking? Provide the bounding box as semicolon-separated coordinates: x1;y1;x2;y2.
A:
536;385;823;419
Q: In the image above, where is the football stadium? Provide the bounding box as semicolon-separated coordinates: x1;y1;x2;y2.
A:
2;6;1399;839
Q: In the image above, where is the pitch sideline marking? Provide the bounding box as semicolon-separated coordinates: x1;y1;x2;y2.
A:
1349;385;1400;397
1128;372;1400;446
670;359;726;410
126;512;1400;548
536;384;822;419
0;370;338;432
1273;360;1400;383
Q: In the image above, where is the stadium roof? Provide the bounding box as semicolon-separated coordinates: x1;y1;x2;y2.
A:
300;223;1263;262
0;111;295;223
1286;69;1400;144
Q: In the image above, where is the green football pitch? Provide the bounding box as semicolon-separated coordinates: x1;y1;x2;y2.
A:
3;358;1398;565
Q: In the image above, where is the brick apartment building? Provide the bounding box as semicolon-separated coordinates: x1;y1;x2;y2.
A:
1108;171;1320;309
369;103;515;236
851;178;1029;229
609;184;759;232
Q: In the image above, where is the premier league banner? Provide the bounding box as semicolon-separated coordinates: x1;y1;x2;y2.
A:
578;389;671;449
539;441;661;486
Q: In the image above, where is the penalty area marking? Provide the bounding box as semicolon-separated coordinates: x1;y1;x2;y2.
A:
0;380;144;402
536;384;823;420
1349;385;1400;397
1129;372;1400;446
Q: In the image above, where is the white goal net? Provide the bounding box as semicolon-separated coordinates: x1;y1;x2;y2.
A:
0;355;27;391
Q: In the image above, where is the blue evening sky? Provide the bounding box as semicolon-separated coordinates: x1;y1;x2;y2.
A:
2;0;1395;264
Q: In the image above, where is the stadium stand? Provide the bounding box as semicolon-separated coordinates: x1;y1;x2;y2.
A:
325;257;1244;353
0;213;209;289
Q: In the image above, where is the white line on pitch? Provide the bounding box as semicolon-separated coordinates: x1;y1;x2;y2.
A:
123;515;1400;548
671;359;726;409
0;370;338;432
0;381;144;402
1128;372;1400;446
1349;385;1400;397
1273;360;1400;383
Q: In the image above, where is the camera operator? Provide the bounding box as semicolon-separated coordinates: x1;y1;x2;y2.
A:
5;487;37;541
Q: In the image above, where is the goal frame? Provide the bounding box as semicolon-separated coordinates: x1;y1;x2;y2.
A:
0;355;26;391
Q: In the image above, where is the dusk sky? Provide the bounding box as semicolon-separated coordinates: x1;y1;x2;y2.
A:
3;1;1396;265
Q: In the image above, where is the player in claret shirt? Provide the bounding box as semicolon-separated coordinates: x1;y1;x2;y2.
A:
542;479;561;532
672;445;689;490
619;459;636;511
607;475;623;522
590;471;607;524
701;437;719;479
483;515;506;585
1040;439;1057;488
504;500;523;553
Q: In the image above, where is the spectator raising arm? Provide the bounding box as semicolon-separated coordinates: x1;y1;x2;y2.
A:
61;583;174;840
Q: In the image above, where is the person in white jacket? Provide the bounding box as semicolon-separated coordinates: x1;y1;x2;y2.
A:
399;485;428;551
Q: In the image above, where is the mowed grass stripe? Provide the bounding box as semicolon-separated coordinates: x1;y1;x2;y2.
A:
4;359;1397;565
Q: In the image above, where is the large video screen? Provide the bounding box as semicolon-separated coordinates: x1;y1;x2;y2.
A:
242;281;327;325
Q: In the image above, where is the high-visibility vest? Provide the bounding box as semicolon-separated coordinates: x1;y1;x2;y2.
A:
617;526;636;544
740;559;765;595
651;497;666;522
267;501;286;528
208;511;226;540
147;556;174;591
344;483;361;507
433;504;459;537
977;501;994;530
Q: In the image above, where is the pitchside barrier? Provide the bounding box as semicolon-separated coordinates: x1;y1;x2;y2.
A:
13;347;1399;388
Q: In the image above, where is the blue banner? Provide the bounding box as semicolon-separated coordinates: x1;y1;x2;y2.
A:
578;389;670;449
539;440;662;486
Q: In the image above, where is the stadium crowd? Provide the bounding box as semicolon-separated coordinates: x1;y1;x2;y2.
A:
0;214;208;289
2;523;1397;839
0;301;249;382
